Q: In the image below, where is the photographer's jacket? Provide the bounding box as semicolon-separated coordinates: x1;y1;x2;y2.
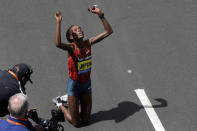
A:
0;116;33;131
0;70;23;117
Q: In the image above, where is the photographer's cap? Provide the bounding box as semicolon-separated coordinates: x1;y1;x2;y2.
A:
11;63;33;83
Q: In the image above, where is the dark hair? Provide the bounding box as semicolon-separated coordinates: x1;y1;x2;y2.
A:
66;25;74;43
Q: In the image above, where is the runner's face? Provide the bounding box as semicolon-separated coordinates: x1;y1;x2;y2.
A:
70;25;84;40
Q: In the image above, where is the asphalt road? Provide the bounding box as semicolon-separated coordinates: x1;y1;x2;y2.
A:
0;0;197;131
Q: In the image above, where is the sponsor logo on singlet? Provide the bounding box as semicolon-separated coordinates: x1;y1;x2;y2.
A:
77;56;92;74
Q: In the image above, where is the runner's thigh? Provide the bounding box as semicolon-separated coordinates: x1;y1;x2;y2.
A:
68;95;80;126
80;92;92;122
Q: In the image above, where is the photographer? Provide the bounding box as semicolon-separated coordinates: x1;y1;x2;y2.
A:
0;63;33;117
0;93;44;131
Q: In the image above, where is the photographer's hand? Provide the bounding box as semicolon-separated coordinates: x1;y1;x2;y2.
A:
27;108;39;123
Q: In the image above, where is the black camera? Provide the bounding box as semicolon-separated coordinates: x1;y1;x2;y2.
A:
28;109;65;131
44;109;65;131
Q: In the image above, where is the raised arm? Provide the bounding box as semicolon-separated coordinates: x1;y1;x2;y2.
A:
88;7;113;45
55;11;73;52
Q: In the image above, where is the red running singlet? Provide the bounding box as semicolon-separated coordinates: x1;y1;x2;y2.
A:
68;42;92;82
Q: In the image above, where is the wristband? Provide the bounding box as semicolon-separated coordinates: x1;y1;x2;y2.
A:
99;13;104;19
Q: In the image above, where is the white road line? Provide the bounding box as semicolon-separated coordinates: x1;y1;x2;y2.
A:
134;89;165;131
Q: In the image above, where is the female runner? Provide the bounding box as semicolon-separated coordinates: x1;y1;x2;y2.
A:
54;6;113;127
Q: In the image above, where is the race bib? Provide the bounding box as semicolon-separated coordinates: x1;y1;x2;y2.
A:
77;57;92;74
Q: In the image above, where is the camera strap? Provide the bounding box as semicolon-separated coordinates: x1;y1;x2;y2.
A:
8;70;24;94
7;118;27;128
8;70;19;81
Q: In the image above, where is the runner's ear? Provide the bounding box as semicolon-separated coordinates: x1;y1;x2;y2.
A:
70;34;74;40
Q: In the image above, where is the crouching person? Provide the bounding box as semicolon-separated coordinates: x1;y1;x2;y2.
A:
0;93;44;131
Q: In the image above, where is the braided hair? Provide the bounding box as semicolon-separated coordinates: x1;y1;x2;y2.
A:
66;25;74;43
